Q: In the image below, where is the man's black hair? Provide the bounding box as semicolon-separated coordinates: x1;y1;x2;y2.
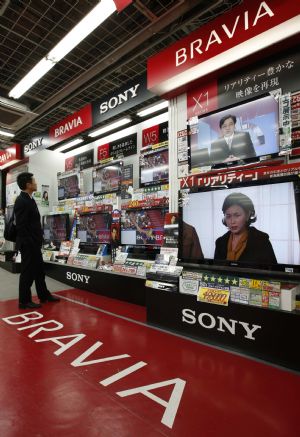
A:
219;114;237;129
16;172;34;190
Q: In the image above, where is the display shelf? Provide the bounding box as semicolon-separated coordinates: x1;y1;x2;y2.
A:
146;288;300;371
44;261;147;306
179;262;300;282
0;260;21;274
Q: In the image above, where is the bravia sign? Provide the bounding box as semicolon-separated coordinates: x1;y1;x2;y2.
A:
49;104;92;146
92;74;154;125
0;144;21;169
147;0;300;95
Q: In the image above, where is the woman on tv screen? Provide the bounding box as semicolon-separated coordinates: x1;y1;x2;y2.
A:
214;192;277;264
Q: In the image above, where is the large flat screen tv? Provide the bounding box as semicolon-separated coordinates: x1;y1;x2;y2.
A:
180;177;300;273
77;212;111;252
58;174;80;200
43;214;70;246
140;149;169;187
121;209;166;246
190;94;280;169
93;162;122;195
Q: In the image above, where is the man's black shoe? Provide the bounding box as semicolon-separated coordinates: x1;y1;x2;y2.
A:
40;295;60;303
19;302;42;309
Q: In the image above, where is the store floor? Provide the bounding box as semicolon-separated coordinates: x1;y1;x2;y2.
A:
0;268;299;436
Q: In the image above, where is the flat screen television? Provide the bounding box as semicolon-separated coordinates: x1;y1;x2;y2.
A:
140;149;169;186
93;162;122;195
190;94;280;169
179;177;300;273
58;174;80;200
121;209;166;246
43;214;70;246
77;212;111;253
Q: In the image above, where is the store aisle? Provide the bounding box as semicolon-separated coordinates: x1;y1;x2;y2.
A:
0;289;299;436
0;266;73;301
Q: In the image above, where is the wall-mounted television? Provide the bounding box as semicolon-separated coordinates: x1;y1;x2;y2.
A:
121;209;166;246
190;94;280;169
77;212;111;253
58;174;80;200
43;214;70;246
93;162;122;195
140;149;169;186
180;177;300;273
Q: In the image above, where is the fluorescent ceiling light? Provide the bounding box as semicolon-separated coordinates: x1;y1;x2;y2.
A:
0;129;14;138
9;0;117;99
88;117;131;138
55;138;84;153
137;101;169;117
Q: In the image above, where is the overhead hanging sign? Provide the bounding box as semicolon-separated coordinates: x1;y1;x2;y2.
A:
92;74;154;126
0;144;22;169
147;0;300;96
49;104;92;146
97;133;137;161
23;132;51;156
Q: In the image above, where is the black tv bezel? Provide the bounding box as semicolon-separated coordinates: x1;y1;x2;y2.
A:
93;160;123;196
120;206;167;247
188;92;281;171
42;213;70;246
139;148;169;188
76;211;112;249
178;174;300;278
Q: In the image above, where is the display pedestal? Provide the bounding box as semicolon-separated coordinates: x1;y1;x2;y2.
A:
146;288;300;371
44;262;146;306
0;261;21;274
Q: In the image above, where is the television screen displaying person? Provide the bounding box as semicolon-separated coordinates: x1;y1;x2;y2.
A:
214;193;277;264
211;115;256;164
182;221;204;260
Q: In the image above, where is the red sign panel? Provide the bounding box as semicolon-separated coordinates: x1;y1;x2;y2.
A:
187;80;218;119
113;0;132;12
142;125;159;147
97;143;110;161
147;0;300;95
180;162;300;189
49;104;92;145
0;144;21;167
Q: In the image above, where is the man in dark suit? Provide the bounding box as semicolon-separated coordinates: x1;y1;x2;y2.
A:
211;115;256;164
15;172;60;309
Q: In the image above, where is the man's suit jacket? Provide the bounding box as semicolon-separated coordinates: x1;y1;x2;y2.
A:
182;222;204;260
14;191;43;248
210;131;256;164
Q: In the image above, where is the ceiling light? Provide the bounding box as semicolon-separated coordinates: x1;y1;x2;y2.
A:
137;101;169;117
9;0;117;99
0;129;14;138
55;138;84;153
88;117;131;138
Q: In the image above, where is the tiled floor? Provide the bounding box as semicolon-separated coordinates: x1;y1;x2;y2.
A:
0;283;299;436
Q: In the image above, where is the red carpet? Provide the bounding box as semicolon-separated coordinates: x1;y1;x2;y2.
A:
0;289;299;436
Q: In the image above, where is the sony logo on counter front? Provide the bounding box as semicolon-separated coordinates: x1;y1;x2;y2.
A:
182;308;262;340
24;137;43;153
99;83;140;114
66;272;90;284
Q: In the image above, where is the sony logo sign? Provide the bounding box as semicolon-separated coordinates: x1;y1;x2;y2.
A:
99;84;140;114
182;309;261;340
24;137;43;153
66;272;90;284
176;1;274;67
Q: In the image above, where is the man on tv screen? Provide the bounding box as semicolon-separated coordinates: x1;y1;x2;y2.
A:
211;115;256;164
